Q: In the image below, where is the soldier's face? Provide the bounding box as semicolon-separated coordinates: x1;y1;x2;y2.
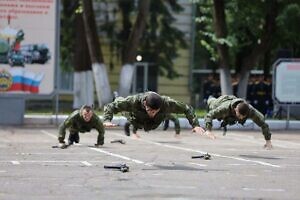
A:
145;105;160;118
82;109;93;122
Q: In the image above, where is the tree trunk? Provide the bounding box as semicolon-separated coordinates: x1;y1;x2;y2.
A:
82;0;112;107
119;0;150;97
237;0;278;98
73;71;94;109
212;0;232;96
73;9;94;108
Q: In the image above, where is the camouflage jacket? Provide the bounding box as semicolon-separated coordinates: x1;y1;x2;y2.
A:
58;109;105;145
103;92;199;132
204;95;271;140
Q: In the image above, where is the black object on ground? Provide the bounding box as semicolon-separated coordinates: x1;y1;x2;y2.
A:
110;139;126;144
191;153;211;160
52;144;69;149
104;164;129;173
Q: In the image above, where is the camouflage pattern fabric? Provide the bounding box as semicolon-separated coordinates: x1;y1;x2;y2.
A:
58;108;105;145
205;95;271;140
103;92;199;132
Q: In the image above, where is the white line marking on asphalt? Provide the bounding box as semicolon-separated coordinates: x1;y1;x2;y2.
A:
11;161;20;165
81;161;92;166
243;187;285;192
0;170;6;173
228;133;300;149
41;130;150;166
1;160;103;163
260;188;285;192
110;132;281;168
141;138;281;168
16;152;98;155
149;185;197;189
226;163;257;166
41;130;281;168
41;130;57;139
244;174;258;177
152;173;163;176
188;162;207;167
242;187;255;191
89;147;149;165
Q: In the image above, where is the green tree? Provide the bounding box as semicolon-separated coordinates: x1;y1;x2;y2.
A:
194;0;281;98
100;0;187;92
60;0;77;72
212;0;232;95
139;0;187;79
82;0;112;106
118;0;151;97
60;0;112;108
61;0;95;108
275;3;300;57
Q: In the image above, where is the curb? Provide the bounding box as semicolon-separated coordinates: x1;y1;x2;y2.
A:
24;115;300;130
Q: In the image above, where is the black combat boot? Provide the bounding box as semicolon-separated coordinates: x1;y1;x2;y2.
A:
163;119;169;131
124;122;131;136
68;132;80;145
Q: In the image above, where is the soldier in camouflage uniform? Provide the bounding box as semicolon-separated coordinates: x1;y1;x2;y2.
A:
204;95;273;149
103;91;213;139
58;105;105;148
125;114;181;138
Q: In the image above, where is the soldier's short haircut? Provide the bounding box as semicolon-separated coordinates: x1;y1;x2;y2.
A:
81;105;93;112
145;92;162;110
237;102;249;116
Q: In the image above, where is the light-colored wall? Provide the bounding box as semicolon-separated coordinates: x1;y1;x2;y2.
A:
158;2;193;103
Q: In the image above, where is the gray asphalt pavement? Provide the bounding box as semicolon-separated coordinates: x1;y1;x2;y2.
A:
0;126;300;200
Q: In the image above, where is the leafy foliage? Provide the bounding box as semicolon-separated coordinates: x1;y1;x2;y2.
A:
194;0;300;72
60;0;79;72
194;0;234;66
99;0;187;79
276;3;300;56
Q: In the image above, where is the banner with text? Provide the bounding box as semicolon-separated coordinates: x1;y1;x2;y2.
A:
0;0;57;94
274;60;300;104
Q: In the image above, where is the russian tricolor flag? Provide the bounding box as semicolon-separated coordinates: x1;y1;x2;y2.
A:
8;67;44;93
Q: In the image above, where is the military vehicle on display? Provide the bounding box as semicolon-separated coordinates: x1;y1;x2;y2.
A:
0;29;50;67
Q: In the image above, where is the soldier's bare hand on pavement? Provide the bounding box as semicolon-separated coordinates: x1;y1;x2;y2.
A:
103;122;117;127
264;140;273;150
205;131;216;139
192;126;205;135
174;134;181;139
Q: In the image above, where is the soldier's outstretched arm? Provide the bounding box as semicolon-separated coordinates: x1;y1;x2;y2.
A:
58;123;67;143
95;118;105;147
58;116;73;143
204;106;228;131
164;97;214;138
165;98;199;127
103;96;135;127
201;106;229;139
192;127;216;139
249;106;273;149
